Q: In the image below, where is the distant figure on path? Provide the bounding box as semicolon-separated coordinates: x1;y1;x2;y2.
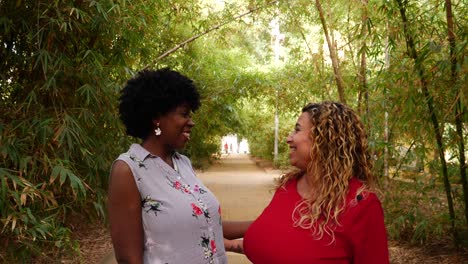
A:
224;142;229;154
243;101;389;264
108;68;246;264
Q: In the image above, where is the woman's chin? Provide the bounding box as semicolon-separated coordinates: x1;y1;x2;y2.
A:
178;142;188;149
289;159;296;167
290;162;306;171
170;142;185;151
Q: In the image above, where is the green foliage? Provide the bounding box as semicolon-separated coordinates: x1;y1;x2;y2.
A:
383;179;467;245
0;0;160;260
1;0;467;260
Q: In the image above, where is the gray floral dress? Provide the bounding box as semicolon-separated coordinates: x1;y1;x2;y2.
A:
116;144;227;264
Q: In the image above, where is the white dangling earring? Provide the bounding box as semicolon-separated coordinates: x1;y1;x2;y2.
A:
154;123;162;136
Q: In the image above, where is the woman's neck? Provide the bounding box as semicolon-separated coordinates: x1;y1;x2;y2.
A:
141;138;173;163
297;173;318;200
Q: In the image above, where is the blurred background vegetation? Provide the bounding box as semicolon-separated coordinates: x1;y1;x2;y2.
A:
0;0;466;262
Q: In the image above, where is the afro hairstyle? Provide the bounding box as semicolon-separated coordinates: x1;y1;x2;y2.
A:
118;68;201;139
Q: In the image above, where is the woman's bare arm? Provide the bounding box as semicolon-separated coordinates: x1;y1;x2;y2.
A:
108;161;143;264
222;220;252;239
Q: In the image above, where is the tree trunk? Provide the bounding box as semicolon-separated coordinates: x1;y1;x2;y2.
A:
384;18;390;178
314;0;346;104
445;0;468;224
358;0;369;118
395;0;458;245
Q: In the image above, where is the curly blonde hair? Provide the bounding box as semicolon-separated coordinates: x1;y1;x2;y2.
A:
278;101;377;242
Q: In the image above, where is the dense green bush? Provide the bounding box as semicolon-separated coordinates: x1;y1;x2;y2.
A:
383;179;467;245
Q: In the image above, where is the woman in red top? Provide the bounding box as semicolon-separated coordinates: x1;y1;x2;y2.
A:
243;101;389;264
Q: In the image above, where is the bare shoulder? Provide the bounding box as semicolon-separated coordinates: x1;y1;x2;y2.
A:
111;159;131;175
109;160;139;199
110;160;134;182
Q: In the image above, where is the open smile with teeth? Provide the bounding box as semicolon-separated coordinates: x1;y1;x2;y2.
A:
182;131;191;140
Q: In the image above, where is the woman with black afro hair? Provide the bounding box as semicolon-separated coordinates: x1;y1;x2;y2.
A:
108;68;248;264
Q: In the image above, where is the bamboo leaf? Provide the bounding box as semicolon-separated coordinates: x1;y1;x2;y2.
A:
11;218;17;232
77;84;98;105
68;172;86;196
59;167;67;186
20;191;27;206
26;208;36;223
50;164;62;184
83;50;92;60
2;215;12;233
33;49;51;75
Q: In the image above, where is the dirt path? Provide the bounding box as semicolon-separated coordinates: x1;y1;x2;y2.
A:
197;154;279;264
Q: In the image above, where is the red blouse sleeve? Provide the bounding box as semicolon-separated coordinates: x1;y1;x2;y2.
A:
347;196;389;264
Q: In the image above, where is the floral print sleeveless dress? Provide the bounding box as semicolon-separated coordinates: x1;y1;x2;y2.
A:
116;144;227;264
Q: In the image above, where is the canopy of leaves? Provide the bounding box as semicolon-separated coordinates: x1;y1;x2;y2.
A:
1;0;466;261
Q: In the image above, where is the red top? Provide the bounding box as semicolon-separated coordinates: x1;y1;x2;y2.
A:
243;178;389;264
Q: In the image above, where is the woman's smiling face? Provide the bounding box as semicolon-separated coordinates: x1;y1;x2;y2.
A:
286;112;313;171
156;103;195;150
